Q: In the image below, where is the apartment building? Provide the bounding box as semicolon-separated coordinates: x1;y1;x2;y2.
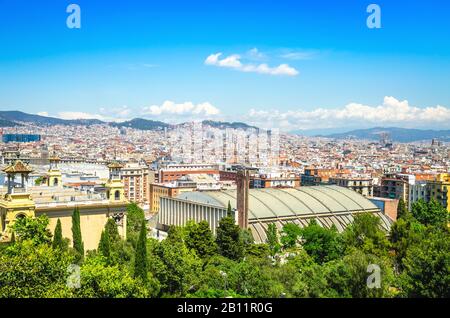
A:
329;176;373;197
425;173;450;211
158;163;219;183
301;167;350;186
121;163;153;205
149;182;195;213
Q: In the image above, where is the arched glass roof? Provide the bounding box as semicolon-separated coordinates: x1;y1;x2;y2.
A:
175;185;391;243
176;185;380;220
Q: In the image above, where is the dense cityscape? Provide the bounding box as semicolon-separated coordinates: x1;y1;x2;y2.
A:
0;118;448;298
1;0;449;304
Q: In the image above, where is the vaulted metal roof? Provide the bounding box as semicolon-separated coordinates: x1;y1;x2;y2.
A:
176;185;391;242
176;185;380;219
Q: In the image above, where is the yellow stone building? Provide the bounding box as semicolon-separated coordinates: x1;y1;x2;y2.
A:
106;162;126;203
0;160;128;251
47;156;63;187
427;173;450;212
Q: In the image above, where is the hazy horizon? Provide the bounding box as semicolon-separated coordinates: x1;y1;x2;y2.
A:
1;0;449;131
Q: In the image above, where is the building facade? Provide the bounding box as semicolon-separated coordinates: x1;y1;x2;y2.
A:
149;182;195;214
158;163;219;183
427;173;449;211
158;185;392;243
0;160;128;251
121;163;151;205
329;176;373;197
379;174;415;207
2;134;41;143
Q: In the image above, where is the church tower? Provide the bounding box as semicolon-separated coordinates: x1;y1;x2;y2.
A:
47;155;62;187
105;162;126;203
0;160;36;240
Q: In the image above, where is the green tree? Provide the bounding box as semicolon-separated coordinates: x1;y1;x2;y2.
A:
126;203;145;247
343;213;390;257
227;201;233;217
71;207;84;263
300;220;343;264
397;198;409;220
240;228;255;254
216;216;244;261
52;219;68;251
134;220;148;282
265;223;281;256
389;216;425;271
185;221;217;258
98;230;111;259
280;223;302;249
400;227;450;297
167;225;185;243
411;199;448;227
245;243;270;259
12;215;52;246
105;218;120;243
127;203;145;234
232;258;284;297
77;255;158;298
0;240;73;297
323;249;395;298
34;176;45;186
274;250;331;297
150;236;202;296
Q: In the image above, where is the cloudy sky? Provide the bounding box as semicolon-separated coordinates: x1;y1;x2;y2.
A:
0;0;449;132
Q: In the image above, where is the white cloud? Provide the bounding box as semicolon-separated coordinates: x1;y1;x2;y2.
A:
37;112;49;117
246;96;450;131
280;50;318;60
57;112;106;121
241;63;299;76
142;101;220;117
205;52;299;76
247;48;267;61
99;105;131;118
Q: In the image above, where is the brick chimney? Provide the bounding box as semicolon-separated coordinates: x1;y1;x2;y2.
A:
236;168;250;229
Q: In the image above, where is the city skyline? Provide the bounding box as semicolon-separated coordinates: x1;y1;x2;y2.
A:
1;0;450;132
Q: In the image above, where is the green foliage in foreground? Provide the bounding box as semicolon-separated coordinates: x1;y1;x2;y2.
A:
0;201;448;298
71;207;84;263
134;220;148;282
12;215;52;246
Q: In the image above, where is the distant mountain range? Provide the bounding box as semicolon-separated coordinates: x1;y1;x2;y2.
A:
2;111;448;142
110;118;171;130
0;111;103;127
201;120;258;130
0;110;256;132
318;127;450;143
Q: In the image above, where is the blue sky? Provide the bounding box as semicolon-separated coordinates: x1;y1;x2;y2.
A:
0;0;449;131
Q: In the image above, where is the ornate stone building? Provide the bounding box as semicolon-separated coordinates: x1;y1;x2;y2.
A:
0;160;128;251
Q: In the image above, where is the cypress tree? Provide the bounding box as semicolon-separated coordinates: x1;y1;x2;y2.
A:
105;217;120;243
134;220;148;282
52;219;64;250
98;230;111;259
216;216;244;261
266;223;280;256
72;207;84;262
397;198;409;220
227;201;233;217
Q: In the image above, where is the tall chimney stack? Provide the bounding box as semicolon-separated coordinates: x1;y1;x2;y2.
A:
236;168;250;229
